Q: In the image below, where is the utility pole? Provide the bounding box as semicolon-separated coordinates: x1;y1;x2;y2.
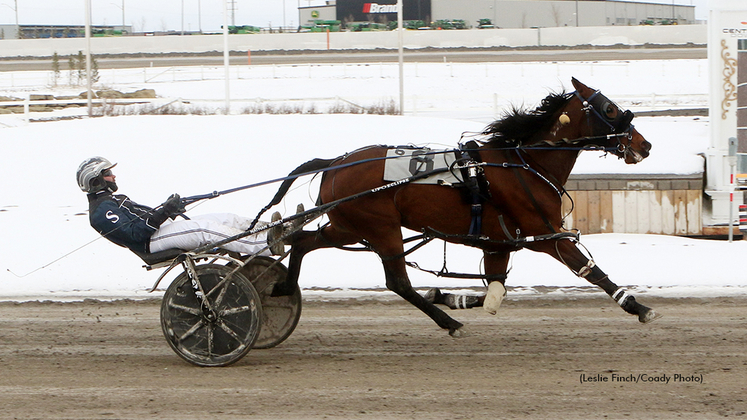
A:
85;0;92;117
2;0;20;38
111;1;125;34
14;0;18;38
229;0;237;26
223;0;230;114
198;0;202;33
397;0;404;115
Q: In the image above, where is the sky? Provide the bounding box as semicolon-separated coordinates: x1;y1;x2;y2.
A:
0;0;710;33
1;0;316;32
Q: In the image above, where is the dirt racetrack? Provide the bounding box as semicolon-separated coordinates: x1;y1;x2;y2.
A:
0;294;745;419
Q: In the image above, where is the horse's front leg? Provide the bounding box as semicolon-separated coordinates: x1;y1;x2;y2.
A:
537;239;660;323
482;251;509;315
423;251;509;314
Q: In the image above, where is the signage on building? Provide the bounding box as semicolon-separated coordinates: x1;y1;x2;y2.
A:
336;0;430;22
363;3;398;13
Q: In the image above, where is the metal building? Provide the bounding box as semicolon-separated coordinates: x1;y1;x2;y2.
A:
299;0;696;28
0;24;132;40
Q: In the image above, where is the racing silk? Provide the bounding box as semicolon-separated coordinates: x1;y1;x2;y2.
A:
87;191;169;253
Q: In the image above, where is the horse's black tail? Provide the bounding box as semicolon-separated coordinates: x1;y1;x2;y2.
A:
270;157;338;207
249;157;337;230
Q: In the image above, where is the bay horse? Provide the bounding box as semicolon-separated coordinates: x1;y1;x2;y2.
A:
266;77;657;335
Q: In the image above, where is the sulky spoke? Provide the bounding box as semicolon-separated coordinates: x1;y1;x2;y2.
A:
217;320;245;344
213;279;230;308
168;302;202;316
178;319;205;342
219;305;251;317
204;274;233;303
207;323;213;356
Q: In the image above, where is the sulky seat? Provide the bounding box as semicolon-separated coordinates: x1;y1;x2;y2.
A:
133;248;185;266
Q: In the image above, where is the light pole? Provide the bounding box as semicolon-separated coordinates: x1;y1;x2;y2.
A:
13;0;18;38
198;0;202;33
397;0;403;115
1;0;19;38
110;1;125;34
223;0;230;114
85;0;92;117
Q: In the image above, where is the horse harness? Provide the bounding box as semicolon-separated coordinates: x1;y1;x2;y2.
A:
448;141;564;239
452;140;491;236
449;88;637;237
314;88;639;279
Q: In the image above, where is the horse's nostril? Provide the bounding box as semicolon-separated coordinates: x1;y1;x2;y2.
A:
643;141;652;152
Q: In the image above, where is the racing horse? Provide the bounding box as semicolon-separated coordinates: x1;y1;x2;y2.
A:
266;78;657;335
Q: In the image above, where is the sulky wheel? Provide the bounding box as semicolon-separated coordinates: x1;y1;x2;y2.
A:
160;263;262;367
239;256;302;349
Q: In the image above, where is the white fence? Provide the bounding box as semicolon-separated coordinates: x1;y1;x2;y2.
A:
0;25;707;58
0;59;709;124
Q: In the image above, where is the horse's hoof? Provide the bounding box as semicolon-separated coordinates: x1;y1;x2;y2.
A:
292;203;305;230
449;327;468;338
639;309;662;323
483;282;506;315
268;212;285;255
424;288;443;304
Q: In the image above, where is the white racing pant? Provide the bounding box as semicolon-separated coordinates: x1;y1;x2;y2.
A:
149;213;271;256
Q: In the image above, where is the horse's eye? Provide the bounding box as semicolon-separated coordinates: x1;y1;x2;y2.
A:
604;103;617;119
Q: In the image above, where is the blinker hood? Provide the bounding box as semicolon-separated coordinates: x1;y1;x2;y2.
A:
585;90;635;134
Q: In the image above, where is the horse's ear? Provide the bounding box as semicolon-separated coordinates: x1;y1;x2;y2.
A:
571;77;594;97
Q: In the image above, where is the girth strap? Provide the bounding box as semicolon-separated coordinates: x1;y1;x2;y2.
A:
458;141;490;236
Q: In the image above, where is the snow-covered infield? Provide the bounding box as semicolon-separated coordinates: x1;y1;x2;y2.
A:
1;58;744;301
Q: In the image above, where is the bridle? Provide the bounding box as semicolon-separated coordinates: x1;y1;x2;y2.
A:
573;89;642;162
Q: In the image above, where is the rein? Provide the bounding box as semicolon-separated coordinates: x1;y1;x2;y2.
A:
180;116;630;212
181;128;628;210
180;88;638;259
189;165;455;255
524;132;632;153
180;147;480;207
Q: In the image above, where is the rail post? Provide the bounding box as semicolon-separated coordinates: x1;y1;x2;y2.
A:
23;93;29;124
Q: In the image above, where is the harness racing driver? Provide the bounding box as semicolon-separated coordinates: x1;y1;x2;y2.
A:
76;156;293;258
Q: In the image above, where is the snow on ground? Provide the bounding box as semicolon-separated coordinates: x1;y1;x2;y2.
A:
0;59;708;122
1;57;744;301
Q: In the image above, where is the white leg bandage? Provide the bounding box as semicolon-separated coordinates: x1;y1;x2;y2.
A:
483;281;507;316
612;288;632;308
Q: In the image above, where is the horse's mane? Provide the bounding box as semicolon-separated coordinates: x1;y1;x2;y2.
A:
481;91;571;146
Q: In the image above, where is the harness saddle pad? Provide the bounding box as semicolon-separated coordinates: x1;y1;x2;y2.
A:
382;146;463;185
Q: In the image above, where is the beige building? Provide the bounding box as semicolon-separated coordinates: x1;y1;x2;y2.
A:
432;0;695;28
299;0;696;28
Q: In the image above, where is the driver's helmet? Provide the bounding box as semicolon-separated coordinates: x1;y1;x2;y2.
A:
76;156;116;193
